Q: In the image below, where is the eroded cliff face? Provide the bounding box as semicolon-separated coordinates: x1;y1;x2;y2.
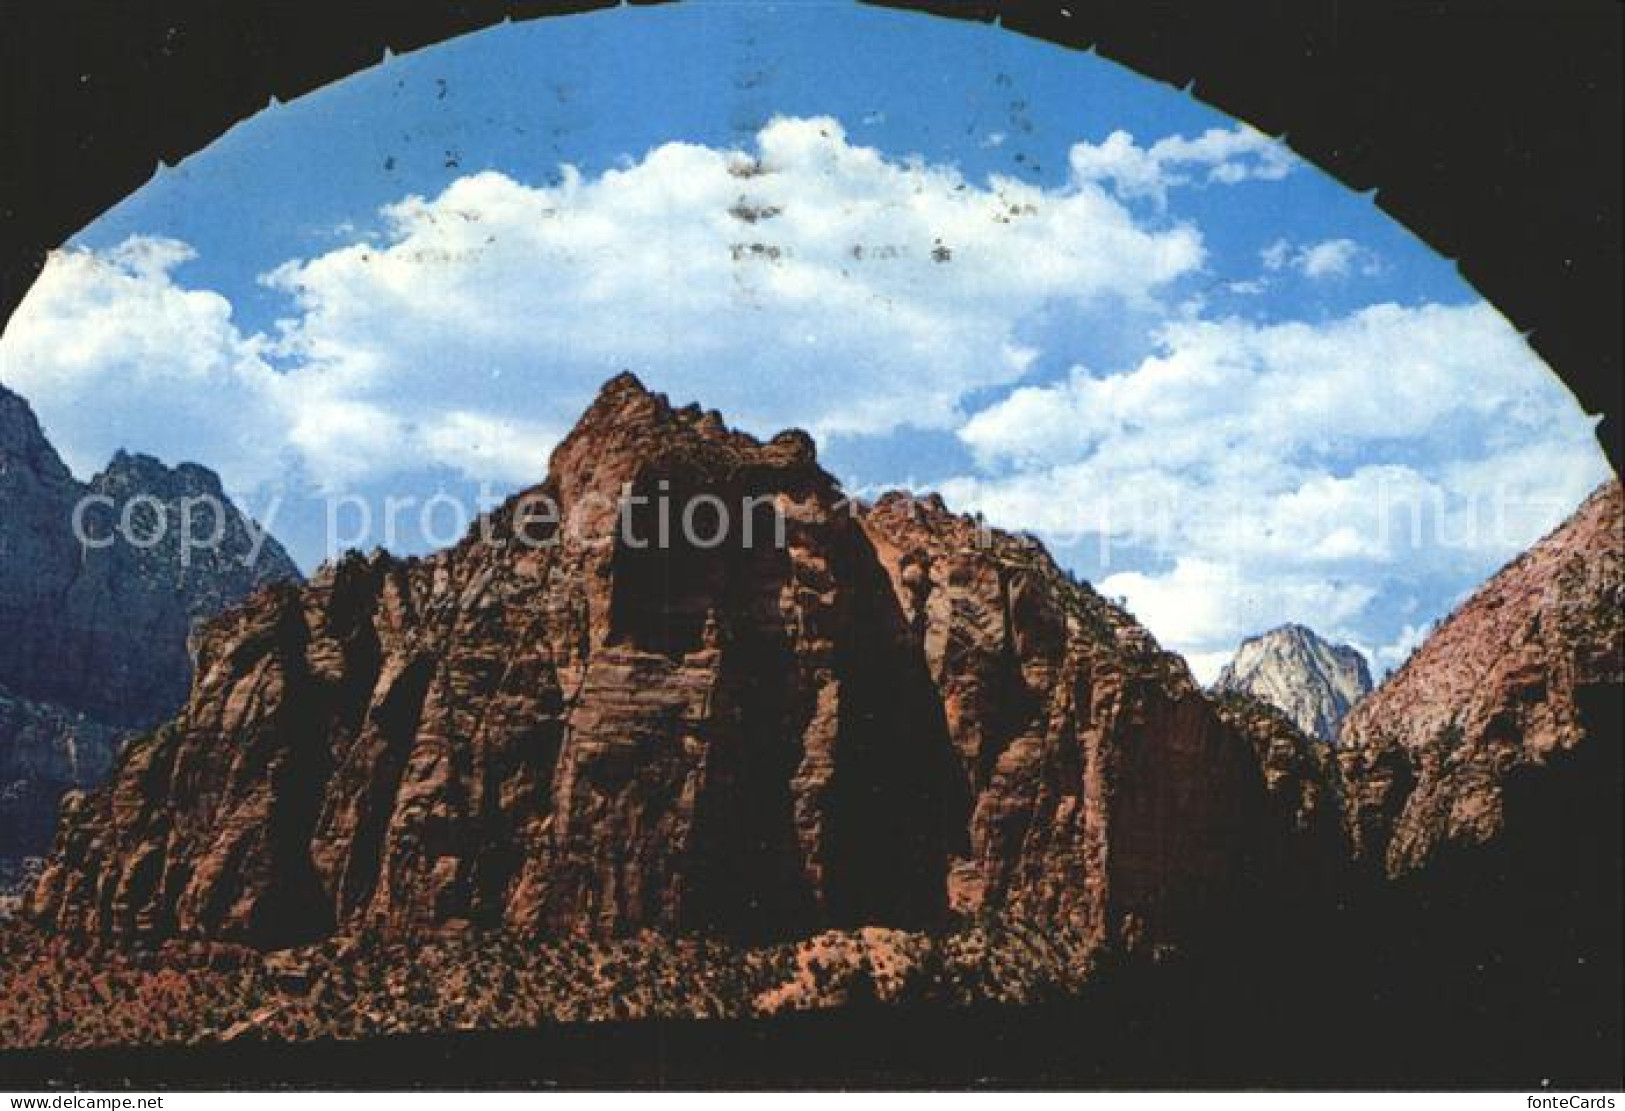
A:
28;376;1314;956
10;382;1618;1069
858;493;1328;952
1215;625;1372;746
0;383;300;877
1210;691;1349;897
29;376;963;945
1338;481;1623;877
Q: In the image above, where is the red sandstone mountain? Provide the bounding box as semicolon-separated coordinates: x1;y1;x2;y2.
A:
1338;480;1623;876
26;375;1330;956
858;493;1337;946
6;381;1621;1073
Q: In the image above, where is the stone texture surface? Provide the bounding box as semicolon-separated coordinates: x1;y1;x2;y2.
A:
29;376;961;945
28;376;1302;956
1338;480;1623;876
859;494;1318;952
0;381;299;877
7;382;1619;1069
1215;624;1373;746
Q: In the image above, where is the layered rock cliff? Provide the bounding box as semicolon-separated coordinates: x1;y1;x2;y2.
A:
859;493;1317;949
0;381;299;878
1338;480;1623;876
1215;624;1372;746
27;375;1312;957
29;376;958;945
5;382;1618;1074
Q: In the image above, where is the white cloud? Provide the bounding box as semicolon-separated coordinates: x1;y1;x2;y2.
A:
0;237;288;485
1261;236;1380;280
1182;651;1238;688
1;117;1606;683
945;300;1611;667
3;117;1210;492
418;411;560;483
1373;621;1432;674
263;117;1203;449
1099;558;1376;668
1259;239;1292;271
0;239;549;493
961;302;1585;473
1297;239;1360;279
1068;125;1295;207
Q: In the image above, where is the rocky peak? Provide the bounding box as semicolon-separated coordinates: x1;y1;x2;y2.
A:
1;381;300;881
1215;624;1373;746
0;382;76;491
29;377;956;945
858;489;1304;945
91;449;228;502
28;376;1312;960
547;372;816;485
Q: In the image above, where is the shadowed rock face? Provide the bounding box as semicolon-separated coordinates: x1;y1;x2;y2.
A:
0;383;300;877
1320;481;1624;1080
10;384;1619;1072
1215;625;1372;746
1;386;300;728
859;494;1301;952
28;376;1317;955
1338;480;1623;877
1210;691;1349;896
28;376;963;945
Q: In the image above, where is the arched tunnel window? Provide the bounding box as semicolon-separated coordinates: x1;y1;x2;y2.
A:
0;1;1617;1083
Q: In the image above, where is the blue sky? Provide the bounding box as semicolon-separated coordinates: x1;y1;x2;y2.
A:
0;0;1609;681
